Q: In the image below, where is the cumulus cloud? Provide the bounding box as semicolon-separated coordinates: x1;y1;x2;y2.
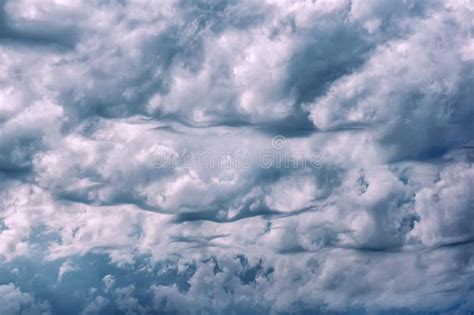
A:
0;0;473;314
0;283;51;315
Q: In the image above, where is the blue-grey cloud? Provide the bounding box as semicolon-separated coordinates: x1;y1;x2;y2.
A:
0;0;473;314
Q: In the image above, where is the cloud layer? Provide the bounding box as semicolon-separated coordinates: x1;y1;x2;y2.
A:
0;0;473;314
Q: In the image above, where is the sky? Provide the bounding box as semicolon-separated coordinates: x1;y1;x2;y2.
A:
0;0;473;314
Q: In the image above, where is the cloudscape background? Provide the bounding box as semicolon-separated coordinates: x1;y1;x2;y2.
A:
0;0;473;314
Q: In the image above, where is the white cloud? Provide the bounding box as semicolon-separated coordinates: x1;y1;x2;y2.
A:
0;0;472;313
0;283;51;315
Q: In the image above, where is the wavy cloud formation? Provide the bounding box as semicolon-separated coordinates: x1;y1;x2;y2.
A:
0;0;473;314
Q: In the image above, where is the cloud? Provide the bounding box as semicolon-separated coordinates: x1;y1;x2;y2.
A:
0;0;472;314
0;283;51;315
